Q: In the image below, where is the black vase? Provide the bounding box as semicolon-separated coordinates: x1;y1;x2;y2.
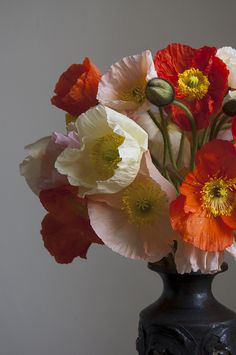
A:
136;262;236;354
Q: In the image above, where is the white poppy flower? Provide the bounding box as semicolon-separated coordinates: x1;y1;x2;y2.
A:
217;47;236;89
55;105;148;197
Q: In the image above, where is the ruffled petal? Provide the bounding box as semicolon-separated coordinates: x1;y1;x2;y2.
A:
55;105;148;196
51;58;101;116
88;200;153;260
175;238;224;274
97;50;156;114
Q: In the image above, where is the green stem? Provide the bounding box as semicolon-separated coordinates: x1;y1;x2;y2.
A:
172;100;197;170
212;115;231;139
176;132;185;168
148;110;168;175
209;111;223;140
159;107;178;170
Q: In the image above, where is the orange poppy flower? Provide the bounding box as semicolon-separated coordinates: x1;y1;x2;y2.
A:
40;185;103;263
51;58;101;117
170;140;236;252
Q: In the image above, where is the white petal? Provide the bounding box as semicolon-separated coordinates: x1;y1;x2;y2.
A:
217;47;236;89
175;239;224;274
226;238;236;260
55;105;148;196
20;136;51;194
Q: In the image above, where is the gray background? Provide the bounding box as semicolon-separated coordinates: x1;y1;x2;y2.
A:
1;0;236;354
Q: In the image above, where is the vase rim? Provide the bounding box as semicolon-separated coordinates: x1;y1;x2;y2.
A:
148;261;228;276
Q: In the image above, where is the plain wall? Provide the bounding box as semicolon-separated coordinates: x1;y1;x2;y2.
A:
1;0;236;354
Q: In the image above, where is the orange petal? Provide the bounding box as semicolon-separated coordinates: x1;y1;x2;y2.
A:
170;195;234;252
184;210;233;252
222;208;236;229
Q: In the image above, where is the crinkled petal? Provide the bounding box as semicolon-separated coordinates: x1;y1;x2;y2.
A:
175;238;224;274
55;105;148;196
97;51;156;114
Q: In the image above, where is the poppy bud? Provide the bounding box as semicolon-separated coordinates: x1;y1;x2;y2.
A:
145;78;175;107
222;91;236;116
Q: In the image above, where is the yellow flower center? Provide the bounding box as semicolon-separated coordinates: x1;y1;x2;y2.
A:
122;176;168;227
91;132;124;180
201;177;236;217
120;82;146;104
178;68;210;100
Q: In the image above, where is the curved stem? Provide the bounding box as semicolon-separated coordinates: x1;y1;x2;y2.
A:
148;110;168;175
212;115;231;139
172;100;197;170
209;111;223;140
176;132;185;168
159;107;178;170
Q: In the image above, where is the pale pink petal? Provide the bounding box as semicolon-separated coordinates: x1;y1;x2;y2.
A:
217;128;233;141
175;239;224;274
97;50;157;114
88;200;155;260
53;131;81;148
140;151;176;202
142;216;174;260
20;136;51;194
20;132;79;195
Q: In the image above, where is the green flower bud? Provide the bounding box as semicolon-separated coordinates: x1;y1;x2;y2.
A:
145;78;175;107
222;91;236;116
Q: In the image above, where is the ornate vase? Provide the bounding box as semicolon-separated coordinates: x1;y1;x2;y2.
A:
136;262;236;354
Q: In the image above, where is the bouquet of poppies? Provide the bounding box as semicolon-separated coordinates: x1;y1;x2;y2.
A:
20;43;236;274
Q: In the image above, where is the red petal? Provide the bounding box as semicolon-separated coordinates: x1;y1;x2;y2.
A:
41;214;102;264
232;117;236;142
193;46;217;73
154;43;195;81
51;57;101;116
195;139;236;178
39;185;88;222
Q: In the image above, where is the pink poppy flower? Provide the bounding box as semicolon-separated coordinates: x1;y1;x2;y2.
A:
97;50;157;115
87;152;176;261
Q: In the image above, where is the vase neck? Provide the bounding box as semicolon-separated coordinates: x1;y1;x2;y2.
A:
158;272;215;308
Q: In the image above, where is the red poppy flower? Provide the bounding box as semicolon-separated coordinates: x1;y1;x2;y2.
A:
51;58;101;117
154;44;229;130
232;117;236;144
40;185;103;263
170;140;236;252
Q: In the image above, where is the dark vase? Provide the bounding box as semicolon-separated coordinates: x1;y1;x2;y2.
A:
136;261;236;355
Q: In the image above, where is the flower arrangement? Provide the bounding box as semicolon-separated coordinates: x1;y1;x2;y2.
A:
20;43;236;274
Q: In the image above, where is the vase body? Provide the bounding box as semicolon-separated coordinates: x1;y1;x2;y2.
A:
136;262;236;354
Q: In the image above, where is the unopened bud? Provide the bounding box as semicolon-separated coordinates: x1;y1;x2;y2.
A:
145;78;175;107
222;91;236;116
